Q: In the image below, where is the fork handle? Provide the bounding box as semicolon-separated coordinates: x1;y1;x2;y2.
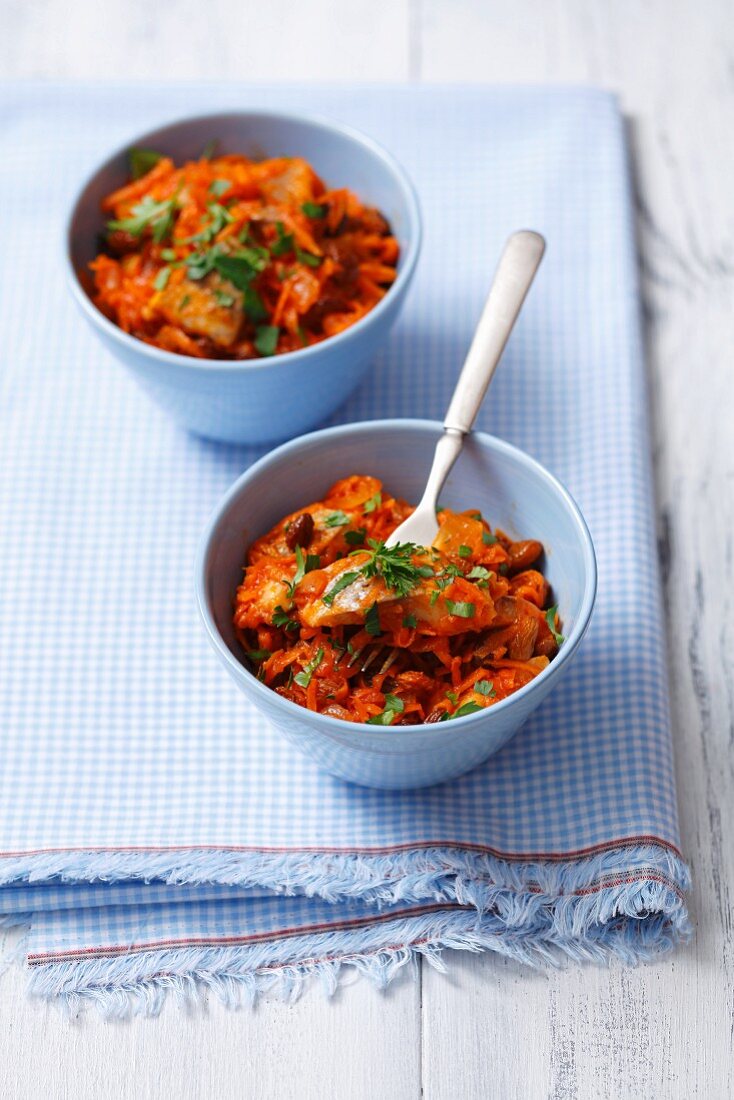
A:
444;230;545;434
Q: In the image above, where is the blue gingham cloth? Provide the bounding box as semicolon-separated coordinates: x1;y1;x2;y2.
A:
0;84;690;1015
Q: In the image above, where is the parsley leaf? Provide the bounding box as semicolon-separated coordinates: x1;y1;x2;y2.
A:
467;565;491;581
302;201;328;218
272;605;298;632
454;701;484;717
214;289;235;307
440;700;484;721
287;546;307;599
213;253;259;290
402;613;417;629
243;286;269;323
458;545;472;558
345;527;367;546
474;680;496;697
322;570;360;607
482;531;498;546
366;694;405;726
545;605;565;646
357;539;425;598
107;194;177;243
364;601;381;637
444;599;475;618
153;266;171;291
363;492;382;514
295;245;322;268
246;648;271;662
271;221;294;257
324;511;350;528
209;178;230;197
186;247;220;280
294;646;324;688
129;148;163;180
254;325;279;356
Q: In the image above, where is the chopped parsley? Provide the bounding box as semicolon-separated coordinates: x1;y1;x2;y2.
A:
153;266;171;291
322;570;361;607
363;492;382;513
128;147;163;180
293;647;324;688
287;546;307;598
357;539;427;598
179;294;191;309
254;325;280;356
243;286;268;322
271;221;294;256
302;201;328;218
107;194;177;243
444;599;475;618
272;605;299;632
214;250;264;290
160;248;178;261
545;605;565;646
246;648;271;662
364;601;381;637
286;547;321;599
467;565;491;581
295;245;322;268
474;680;496;697
440;701;484;721
458;545;472;558
445;691;458;705
345;527;367;546
482;531;498;546
324;511;350;528
209;178;230;197
402;613;417;629
366;694;405;726
498;563;509;576
214;289;235;307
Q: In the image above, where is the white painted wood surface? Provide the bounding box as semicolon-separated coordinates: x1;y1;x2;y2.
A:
2;2;732;1096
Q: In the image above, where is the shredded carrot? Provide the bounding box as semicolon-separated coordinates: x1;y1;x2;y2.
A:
233;476;563;726
90;149;399;360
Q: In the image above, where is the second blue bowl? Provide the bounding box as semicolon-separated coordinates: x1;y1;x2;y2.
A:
197;420;597;789
66;111;422;444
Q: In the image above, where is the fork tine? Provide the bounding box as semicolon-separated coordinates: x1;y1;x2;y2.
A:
359;646;383;673
377;649;399;676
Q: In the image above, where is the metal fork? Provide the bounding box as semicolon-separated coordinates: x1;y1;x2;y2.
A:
386;230;545;549
350;231;545;681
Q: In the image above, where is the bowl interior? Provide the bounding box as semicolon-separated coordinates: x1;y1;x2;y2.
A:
68;111;419;284
203;420;594;691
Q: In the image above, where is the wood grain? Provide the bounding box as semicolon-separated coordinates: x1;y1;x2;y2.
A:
2;2;732;1097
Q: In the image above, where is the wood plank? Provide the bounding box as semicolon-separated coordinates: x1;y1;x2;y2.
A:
0;927;421;1100
0;0;411;81
419;2;734;1097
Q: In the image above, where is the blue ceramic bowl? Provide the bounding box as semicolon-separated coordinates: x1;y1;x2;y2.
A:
66;111;421;444
197;420;597;789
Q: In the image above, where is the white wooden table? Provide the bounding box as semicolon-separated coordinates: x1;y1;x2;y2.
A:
2;2;732;1096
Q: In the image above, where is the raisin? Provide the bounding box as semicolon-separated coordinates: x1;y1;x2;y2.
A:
285;512;314;550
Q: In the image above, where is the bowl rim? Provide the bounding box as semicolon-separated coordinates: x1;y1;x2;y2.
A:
64;108;422;374
195;418;598;736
